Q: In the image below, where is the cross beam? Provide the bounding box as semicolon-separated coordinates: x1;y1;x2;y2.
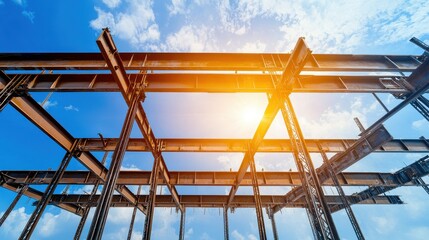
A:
47;194;404;208
0;53;421;72
76;138;429;153
2;73;420;94
3;170;424;187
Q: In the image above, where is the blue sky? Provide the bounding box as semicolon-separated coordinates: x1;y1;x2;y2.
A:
1;0;429;239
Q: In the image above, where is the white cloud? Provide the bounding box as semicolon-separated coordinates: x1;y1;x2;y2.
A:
237;40;266;52
41;100;58;109
412;119;428;130
371;215;397;235
121;163;141;170
168;0;187;15
218;0;248;35
151;208;179;239
0;207;29;238
231;229;245;240
22;10;34;23
163;25;217;52
64;104;79;111
103;0;121;9
299;96;379;138
37;210;77;237
90;0;160;49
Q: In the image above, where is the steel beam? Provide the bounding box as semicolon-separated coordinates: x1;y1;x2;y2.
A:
361;58;429;136
318;143;364;240
4;170;425;187
331;155;429;212
3;73;419;94
266;207;278;240
48;194;403;208
77;138;429;153
87;35;143;240
127;185;142;240
0;72;143;213
74;151;109;240
0;185;28;226
0;53;421;72
227;38;311;208
1;182;82;215
272;125;393;214
223;207;229;240
249;154;267;240
19;143;78;240
96;29;183;218
179;208;186;240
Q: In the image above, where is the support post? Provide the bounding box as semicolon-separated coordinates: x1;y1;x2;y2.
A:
143;155;162;240
0;185;28;226
179;208;186;240
87;86;142;240
267;207;279;240
249;151;267;240
279;95;339;240
19;140;80;240
317;142;365;240
223;206;229;240
74;151;110;240
127;185;142;240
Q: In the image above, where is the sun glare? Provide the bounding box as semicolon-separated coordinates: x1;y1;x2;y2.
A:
240;106;261;126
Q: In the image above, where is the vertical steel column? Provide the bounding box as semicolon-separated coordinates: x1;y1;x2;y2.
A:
317;142;365;240
280;95;339;240
179;208;186;240
249;152;267;240
74;151;109;240
87;87;142;240
0;185;28;226
127;185;142;240
266;208;279;240
223;206;229;240
143;154;162;240
19;140;80;240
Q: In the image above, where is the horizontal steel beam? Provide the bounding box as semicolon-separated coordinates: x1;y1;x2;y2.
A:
0;53;420;72
2;170;422;187
78;138;429;153
0;72;143;212
3;74;415;94
1;182;82;215
48;194;403;208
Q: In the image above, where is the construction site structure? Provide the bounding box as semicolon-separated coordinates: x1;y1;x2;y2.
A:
1;29;429;239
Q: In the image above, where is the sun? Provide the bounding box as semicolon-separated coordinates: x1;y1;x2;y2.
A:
240;106;261;126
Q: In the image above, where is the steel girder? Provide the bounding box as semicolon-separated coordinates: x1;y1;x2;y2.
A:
1;170;425;187
0;70;144;213
75;138;429;153
47;194;403;208
1;74;420;94
0;52;421;72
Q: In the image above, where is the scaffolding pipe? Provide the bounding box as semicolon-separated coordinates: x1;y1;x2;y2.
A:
267;208;279;240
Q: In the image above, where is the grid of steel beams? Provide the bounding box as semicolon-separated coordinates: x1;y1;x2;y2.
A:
1;29;429;239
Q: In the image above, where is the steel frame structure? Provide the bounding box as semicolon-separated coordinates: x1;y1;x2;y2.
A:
1;29;429;239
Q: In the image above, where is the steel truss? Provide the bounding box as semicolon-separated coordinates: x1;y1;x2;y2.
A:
1;30;429;239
